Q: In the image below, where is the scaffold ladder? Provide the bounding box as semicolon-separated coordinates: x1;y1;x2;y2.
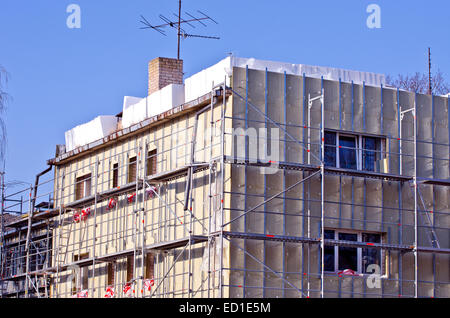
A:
409;183;440;249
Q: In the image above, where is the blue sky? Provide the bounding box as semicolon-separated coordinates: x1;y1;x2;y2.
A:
0;0;449;186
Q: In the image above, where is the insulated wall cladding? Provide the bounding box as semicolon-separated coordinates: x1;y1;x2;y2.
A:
229;66;450;298
50;101;227;298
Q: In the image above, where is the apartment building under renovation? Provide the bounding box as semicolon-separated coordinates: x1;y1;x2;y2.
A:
0;56;449;298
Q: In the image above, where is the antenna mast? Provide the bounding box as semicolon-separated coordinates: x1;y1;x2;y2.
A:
140;0;219;60
177;0;181;60
428;47;432;95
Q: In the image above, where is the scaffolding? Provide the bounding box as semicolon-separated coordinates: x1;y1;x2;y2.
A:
0;66;449;298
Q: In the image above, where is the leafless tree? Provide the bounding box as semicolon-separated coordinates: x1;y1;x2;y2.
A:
0;65;9;162
386;69;450;96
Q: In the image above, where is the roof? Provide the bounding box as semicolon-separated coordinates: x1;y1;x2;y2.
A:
48;89;227;166
50;56;388;165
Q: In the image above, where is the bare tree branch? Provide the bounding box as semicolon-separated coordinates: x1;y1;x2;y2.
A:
432;69;450;95
386;69;450;96
0;65;9;162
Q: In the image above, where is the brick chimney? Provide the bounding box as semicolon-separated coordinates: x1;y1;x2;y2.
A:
148;57;184;96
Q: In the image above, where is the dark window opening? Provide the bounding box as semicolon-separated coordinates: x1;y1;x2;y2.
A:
146;150;157;177
112;163;119;188
107;262;115;286
126;255;134;283
339;136;357;170
75;174;91;200
338;233;358;271
323;131;385;172
324;132;337;167
128;157;137;183
145;253;154;279
324;230;335;272
363;137;382;172
324;230;385;275
362;233;381;274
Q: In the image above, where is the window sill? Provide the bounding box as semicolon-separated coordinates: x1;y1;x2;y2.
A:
324;271;387;279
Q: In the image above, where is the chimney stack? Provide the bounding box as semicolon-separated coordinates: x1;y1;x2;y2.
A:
148;57;184;96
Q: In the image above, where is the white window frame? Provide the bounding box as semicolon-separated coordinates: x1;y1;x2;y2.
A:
326;131;386;172
75;174;92;200
336;133;360;170
324;229;387;277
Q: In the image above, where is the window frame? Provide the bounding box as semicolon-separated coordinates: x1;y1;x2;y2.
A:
75;174;92;201
145;253;155;279
324;130;386;172
107;261;115;287
112;163;119;188
126;255;134;283
324;229;387;276
146;149;157;177
127;156;137;184
72;253;89;293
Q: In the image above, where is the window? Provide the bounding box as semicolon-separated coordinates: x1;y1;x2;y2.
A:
128;157;137;183
363;137;383;172
145;253;154;279
362;233;381;273
324;230;335;272
324;131;385;172
112;163;119;188
324;132;337;167
73;253;89;293
146;150;157;177
339;136;358;170
126;255;134;283
338;232;358;271
75;174;91;200
324;230;383;274
107;262;115;286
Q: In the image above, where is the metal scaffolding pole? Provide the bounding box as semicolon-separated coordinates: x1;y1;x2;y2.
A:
320;85;325;299
400;101;418;298
0;171;5;299
413;96;418;298
91;159;99;298
219;77;227;299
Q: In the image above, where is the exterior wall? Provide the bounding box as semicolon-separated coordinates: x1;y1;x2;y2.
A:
10;65;448;298
49;95;230;298
228;67;450;298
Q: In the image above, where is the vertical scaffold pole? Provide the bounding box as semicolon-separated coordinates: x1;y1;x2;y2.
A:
133;146;141;298
91;159;99;298
24;185;32;298
0;171;5;299
307;93;312;165
320;83;325;299
219;76;226;298
413;96;418;298
207;81;215;298
142;143;147;297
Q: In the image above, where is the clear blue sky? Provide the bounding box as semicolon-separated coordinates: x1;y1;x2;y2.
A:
0;0;449;186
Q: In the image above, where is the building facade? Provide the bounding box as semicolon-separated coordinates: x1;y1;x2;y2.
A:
1;57;449;298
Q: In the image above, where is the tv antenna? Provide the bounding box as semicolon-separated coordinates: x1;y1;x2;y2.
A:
140;0;219;60
428;47;432;95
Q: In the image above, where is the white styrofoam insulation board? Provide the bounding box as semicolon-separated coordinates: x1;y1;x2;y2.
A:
65;56;387;151
65;116;118;152
184;56;386;103
122;83;185;129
